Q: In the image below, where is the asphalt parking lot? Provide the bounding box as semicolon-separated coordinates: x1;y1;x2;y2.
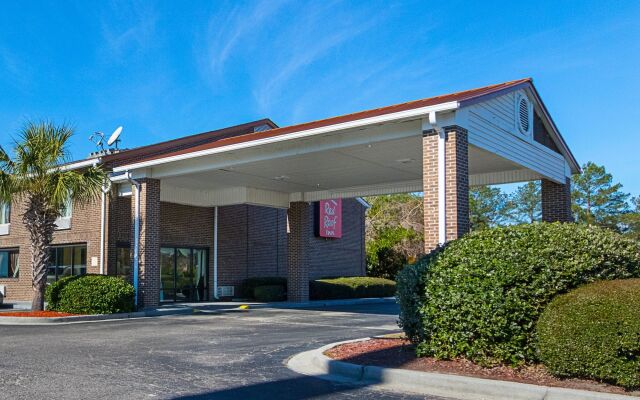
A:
0;303;441;399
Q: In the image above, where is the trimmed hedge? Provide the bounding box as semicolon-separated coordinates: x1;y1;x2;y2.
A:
46;274;135;314
537;279;640;389
310;277;396;300
240;277;287;299
254;285;286;302
396;223;640;366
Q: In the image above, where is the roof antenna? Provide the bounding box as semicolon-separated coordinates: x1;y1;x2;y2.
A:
89;131;105;152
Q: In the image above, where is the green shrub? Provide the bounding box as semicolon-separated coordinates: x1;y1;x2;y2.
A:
46;274;135;314
537;279;640;389
46;275;82;310
240;277;287;299
253;285;286;302
367;247;408;280
396;247;444;342
396;223;640;366
310;277;396;300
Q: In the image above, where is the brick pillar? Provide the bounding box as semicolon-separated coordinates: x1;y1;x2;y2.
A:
287;202;310;302
541;178;573;222
132;178;161;308
422;125;470;252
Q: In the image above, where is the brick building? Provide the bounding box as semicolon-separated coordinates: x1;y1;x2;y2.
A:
0;78;578;307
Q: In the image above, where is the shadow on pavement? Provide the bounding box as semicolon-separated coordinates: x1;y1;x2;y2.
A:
170;375;363;400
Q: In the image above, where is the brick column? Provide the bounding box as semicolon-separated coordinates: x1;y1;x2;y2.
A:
422;125;470;252
132;178;161;308
541;178;573;222
287;202;310;302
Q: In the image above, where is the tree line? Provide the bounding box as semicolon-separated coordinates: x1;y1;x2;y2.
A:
365;161;640;279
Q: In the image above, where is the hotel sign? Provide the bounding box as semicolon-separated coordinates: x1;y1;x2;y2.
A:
316;199;343;238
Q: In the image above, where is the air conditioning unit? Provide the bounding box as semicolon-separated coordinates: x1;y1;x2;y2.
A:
217;286;235;298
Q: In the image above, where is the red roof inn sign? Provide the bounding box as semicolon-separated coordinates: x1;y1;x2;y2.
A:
315;199;343;238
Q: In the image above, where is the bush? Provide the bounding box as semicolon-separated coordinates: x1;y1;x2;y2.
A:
46;274;135;314
537;279;640;389
240;277;287;299
396;246;444;343
367;247;408;280
310;277;396;300
254;285;286;302
396;223;640;366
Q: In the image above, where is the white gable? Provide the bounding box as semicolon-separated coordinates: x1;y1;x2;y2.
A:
456;88;569;185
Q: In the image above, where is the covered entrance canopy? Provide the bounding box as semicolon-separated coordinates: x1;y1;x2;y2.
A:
106;78;579;306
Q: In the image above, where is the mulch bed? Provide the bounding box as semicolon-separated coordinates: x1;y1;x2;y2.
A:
0;311;79;318
325;338;640;397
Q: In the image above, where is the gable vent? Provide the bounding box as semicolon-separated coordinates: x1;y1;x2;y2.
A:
516;94;531;135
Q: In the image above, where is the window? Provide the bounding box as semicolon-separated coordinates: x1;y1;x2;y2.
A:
0;249;19;278
60;197;73;219
160;247;208;302
0;202;10;225
115;244;131;280
47;245;86;283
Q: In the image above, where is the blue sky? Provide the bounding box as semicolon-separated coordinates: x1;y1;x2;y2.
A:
0;1;638;195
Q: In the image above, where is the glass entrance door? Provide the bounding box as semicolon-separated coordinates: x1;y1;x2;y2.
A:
160;247;208;302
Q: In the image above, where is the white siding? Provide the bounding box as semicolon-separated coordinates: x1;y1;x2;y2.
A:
461;90;567;184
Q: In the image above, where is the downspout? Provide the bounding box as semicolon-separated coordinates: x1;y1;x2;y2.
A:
99;179;112;275
429;111;447;245
126;173;141;308
213;206;219;300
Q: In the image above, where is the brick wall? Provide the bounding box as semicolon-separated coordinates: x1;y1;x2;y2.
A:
217;199;366;294
2;187;366;302
541;178;573;222
0;195;105;301
422;126;470;252
307;199;366;279
160;202;215;299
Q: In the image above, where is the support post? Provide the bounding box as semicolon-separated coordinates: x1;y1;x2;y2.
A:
422;125;470;253
132;178;161;308
541;178;573;222
287;201;310;302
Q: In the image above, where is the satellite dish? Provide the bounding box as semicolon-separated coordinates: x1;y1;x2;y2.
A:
107;126;123;148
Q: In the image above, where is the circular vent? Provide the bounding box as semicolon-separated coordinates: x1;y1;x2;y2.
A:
517;94;531;134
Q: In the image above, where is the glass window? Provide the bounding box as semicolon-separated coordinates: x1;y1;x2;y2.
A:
47;245;87;283
115;245;131;280
0;202;10;225
0;249;19;278
160;247;208;302
59;197;73;219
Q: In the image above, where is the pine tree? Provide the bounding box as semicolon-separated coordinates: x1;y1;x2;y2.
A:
510;181;541;223
571;162;630;228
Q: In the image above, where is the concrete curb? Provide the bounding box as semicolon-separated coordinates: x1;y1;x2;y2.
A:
287;338;637;400
0;307;196;325
253;297;396;310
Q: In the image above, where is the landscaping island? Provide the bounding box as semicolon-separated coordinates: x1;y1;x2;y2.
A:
0;311;78;318
325;337;640;397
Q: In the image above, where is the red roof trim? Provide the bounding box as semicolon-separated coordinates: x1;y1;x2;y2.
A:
113;78;534;167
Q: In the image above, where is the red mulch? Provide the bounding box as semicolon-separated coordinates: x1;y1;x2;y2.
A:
0;311;78;318
325;338;640;397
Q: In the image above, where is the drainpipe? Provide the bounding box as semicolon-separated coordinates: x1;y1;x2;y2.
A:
213;206;219;300
99;179;112;275
126;173;141;308
429;111;447;245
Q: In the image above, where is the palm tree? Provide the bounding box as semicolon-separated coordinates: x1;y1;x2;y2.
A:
0;122;106;310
